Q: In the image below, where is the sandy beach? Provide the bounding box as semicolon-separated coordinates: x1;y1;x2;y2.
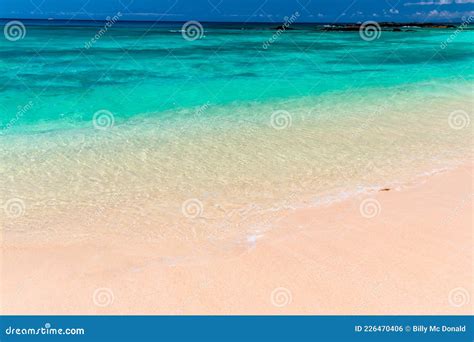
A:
1;9;473;342
1;163;472;315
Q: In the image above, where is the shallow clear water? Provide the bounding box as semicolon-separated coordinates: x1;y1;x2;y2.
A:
1;21;473;244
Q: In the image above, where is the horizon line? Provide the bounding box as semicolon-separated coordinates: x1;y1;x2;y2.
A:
0;17;465;25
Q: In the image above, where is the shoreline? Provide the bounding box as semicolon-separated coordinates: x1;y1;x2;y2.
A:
1;162;472;314
2;81;472;249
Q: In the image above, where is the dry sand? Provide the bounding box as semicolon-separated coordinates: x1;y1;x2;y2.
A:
1;164;472;315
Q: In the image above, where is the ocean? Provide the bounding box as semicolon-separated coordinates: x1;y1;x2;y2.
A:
1;20;473;246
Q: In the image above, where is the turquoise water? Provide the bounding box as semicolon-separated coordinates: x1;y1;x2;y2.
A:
1;21;473;244
1;22;473;132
